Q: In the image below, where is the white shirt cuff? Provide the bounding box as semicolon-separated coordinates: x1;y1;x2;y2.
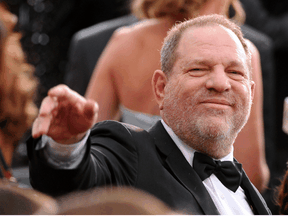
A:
36;130;90;169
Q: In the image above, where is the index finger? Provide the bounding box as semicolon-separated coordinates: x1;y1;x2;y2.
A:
38;96;58;117
32;96;58;138
48;84;86;105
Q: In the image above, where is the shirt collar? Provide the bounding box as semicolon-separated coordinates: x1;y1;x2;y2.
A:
160;120;234;167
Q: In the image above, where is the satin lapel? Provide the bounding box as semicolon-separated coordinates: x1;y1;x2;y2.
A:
240;167;271;215
149;121;220;215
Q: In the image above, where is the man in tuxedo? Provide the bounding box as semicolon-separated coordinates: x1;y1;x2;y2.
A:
27;14;271;214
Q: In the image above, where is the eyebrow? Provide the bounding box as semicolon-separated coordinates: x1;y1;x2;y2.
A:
181;59;245;69
180;59;211;68
226;60;245;68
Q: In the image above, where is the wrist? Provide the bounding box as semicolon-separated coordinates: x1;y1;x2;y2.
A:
53;131;88;144
41;130;90;169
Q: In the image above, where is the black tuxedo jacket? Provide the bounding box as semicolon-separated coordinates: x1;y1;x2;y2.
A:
27;120;271;215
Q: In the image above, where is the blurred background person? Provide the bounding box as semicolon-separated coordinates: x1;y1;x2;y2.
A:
0;2;57;214
58;187;176;215
0;0;38;171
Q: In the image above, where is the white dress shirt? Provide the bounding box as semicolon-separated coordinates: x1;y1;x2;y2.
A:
39;120;254;214
38;131;89;169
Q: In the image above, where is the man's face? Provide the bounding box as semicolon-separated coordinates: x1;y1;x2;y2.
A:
160;25;254;158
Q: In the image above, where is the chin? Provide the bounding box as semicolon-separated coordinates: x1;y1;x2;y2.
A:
196;119;232;138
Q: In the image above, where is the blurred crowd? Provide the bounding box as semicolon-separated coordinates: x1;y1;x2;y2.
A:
5;0;130;105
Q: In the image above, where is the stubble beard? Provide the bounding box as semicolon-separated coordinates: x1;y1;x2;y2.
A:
162;88;252;159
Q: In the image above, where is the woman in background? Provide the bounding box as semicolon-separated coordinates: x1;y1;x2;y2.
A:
0;2;38;169
85;0;269;192
0;3;57;214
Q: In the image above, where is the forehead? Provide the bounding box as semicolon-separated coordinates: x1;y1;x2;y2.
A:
176;25;248;68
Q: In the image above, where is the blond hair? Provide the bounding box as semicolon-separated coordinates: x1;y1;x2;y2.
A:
131;0;245;24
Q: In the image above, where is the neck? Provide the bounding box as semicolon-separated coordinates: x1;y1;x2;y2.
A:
192;138;233;159
199;1;231;17
162;119;235;159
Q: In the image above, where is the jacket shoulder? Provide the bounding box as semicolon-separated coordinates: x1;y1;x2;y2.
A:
91;120;145;135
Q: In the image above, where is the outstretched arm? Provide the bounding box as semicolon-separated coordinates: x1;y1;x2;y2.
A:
32;84;99;144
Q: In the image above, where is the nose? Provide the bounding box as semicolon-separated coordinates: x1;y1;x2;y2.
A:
205;66;231;92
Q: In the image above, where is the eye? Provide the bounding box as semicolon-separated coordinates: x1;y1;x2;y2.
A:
187;68;208;77
227;70;245;80
229;71;241;75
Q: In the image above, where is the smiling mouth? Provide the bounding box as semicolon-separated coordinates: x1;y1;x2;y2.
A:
200;99;232;107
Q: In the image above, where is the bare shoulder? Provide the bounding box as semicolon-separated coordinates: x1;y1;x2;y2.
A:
117;18;165;35
98;18;171;70
110;18;170;48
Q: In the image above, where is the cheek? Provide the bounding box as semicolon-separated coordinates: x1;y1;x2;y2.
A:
164;75;205;107
169;77;200;95
164;79;181;98
235;82;252;106
243;82;252;97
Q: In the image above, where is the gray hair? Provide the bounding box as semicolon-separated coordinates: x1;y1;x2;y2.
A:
161;14;252;78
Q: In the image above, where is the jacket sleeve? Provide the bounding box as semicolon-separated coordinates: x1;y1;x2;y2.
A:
27;120;139;197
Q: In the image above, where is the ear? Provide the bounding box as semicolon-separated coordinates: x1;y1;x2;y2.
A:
152;70;168;110
250;80;255;101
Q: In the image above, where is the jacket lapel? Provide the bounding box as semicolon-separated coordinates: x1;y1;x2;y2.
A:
149;121;220;215
240;169;271;215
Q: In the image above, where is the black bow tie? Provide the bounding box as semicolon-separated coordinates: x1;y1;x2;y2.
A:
193;152;243;192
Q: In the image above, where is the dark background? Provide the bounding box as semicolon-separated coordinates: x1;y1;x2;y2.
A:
5;0;130;105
